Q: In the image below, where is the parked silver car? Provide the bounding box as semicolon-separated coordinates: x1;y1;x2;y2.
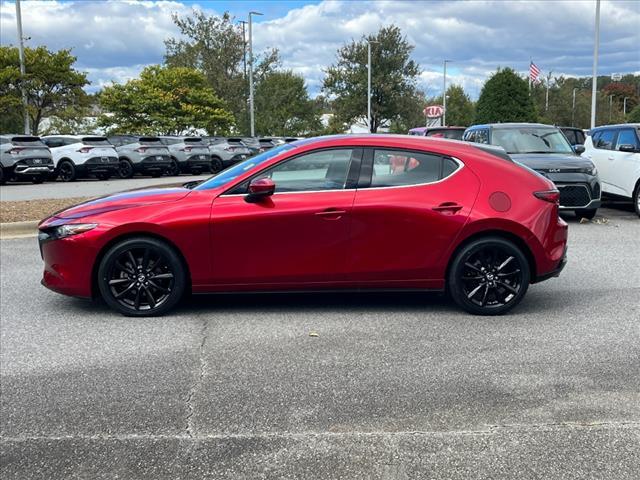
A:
0;135;54;184
159;136;211;176
205;137;252;172
108;135;172;178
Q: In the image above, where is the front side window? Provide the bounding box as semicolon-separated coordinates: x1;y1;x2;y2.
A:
594;130;615;150
370;150;457;187
615;129;639;150
491;127;572;154
247;149;355;193
475;130;489;144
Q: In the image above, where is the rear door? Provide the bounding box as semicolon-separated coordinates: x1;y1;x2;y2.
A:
612;128;640;197
588;129;617;194
348;148;479;287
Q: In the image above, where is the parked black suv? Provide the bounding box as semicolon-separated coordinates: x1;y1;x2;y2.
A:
463;123;601;219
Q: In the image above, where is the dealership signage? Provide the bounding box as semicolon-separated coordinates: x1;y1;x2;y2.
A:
424;105;444;118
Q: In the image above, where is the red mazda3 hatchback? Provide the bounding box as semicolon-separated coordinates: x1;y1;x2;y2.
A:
38;135;568;316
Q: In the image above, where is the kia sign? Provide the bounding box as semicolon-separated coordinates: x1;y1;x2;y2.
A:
611;73;622;81
424;105;444;118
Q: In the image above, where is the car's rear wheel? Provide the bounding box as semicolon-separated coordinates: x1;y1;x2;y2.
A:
210;156;223;173
448;237;530;315
634;182;640;218
168;158;180;176
118;159;134;179
58;160;77;182
97;237;186;317
576;208;597;220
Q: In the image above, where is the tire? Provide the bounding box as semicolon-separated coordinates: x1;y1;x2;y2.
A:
57;160;77;182
167;159;180;176
97;237;187;317
210;156;223;173
448;237;530;316
576;208;597;220
634;182;640;218
0;168;5;185
118;159;134;179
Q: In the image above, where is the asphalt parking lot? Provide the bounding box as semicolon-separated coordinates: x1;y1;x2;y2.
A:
1;207;639;479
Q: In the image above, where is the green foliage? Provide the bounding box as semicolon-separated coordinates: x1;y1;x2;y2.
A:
444;85;474;126
0;45;89;134
323;25;421;133
475;68;536;124
165;10;279;134
627;105;640;123
254;71;321;136
98;65;234;135
388;90;427;134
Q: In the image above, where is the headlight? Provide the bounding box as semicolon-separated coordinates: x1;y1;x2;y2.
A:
578;166;597;176
41;223;98;241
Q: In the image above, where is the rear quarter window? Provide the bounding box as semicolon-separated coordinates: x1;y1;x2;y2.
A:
370;150;459;188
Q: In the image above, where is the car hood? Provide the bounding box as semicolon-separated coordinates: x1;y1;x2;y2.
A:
510;153;594;170
42;187;191;223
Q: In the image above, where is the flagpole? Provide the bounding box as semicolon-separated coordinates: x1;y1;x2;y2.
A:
528;58;532;93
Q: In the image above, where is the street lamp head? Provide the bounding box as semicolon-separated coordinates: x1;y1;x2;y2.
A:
249;11;263;16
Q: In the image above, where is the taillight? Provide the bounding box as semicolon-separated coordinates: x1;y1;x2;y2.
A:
534;190;560;204
8;147;24;155
77;146;94;153
180;146;193;152
134;147;148;153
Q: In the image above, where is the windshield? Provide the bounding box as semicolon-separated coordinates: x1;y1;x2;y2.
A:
194;143;297;190
491;127;573;154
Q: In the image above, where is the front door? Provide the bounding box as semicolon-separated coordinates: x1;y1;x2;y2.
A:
208;148;361;288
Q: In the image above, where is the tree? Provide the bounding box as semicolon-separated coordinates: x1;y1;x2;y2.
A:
627;105;640;123
165;10;279;134
98;65;233;135
388;90;427;133
254;71;321;136
444;85;474;126
0;45;89;134
475;68;536;124
323;25;421;133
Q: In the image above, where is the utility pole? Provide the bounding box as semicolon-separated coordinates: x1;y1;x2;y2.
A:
609;95;613;122
443;60;451;127
15;0;30;134
367;40;379;133
248;11;263;138
545;71;553;112
590;0;600;129
238;20;248;136
572;88;578;127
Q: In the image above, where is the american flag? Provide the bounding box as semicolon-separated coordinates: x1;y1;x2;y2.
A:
529;62;541;84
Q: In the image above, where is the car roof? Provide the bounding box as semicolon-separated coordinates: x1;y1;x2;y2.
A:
590;123;640;131
467;123;557;130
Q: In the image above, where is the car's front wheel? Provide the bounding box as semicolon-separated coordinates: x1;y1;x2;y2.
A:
210;156;223;173
97;237;186;316
448;237;530;315
634;182;640;218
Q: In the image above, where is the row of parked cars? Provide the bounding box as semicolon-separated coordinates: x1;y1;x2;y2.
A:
410;122;640;218
0;135;301;184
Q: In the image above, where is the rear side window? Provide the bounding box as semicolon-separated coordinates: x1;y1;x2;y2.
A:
594;130;615;150
475;129;489;144
370;150;458;187
615;129;639;150
43;137;65;148
139;137;162;144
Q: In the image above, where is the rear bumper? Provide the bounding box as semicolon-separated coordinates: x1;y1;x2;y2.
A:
13;165;55;177
222;153;249;168
181;154;211;171
534;245;567;283
135;156;172;173
78;156;119;175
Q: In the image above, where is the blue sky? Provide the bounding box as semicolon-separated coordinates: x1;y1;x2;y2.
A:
1;0;639;98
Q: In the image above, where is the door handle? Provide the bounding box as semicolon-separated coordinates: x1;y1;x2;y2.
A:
607;156;614;161
432;202;463;214
315;208;346;219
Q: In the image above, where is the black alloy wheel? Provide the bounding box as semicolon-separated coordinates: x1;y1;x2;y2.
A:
98;237;186;316
448;237;530;315
210;157;223;173
118;159;134;179
58;160;77;182
168;159;180;176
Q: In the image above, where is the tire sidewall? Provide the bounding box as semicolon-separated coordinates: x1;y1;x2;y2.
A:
97;237;186;317
118;159;134;179
59;160;76;182
634;182;640;218
448;237;530;316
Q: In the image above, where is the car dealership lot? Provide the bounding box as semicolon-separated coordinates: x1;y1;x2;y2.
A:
1;208;639;479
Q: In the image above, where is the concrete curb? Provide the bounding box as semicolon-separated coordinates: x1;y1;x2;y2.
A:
0;220;39;239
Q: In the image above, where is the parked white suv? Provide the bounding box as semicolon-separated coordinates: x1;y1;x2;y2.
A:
42;135;119;182
583;124;640;217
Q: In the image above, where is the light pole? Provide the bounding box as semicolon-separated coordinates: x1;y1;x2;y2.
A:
443;60;451;126
248;11;263;138
609;94;614;122
623;96;630;116
545;71;553;112
572;87;579;127
367;40;379;133
15;0;30;134
590;0;600;129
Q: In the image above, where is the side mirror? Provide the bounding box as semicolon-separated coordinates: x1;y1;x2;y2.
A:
618;144;637;153
246;177;275;202
572;144;585;154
